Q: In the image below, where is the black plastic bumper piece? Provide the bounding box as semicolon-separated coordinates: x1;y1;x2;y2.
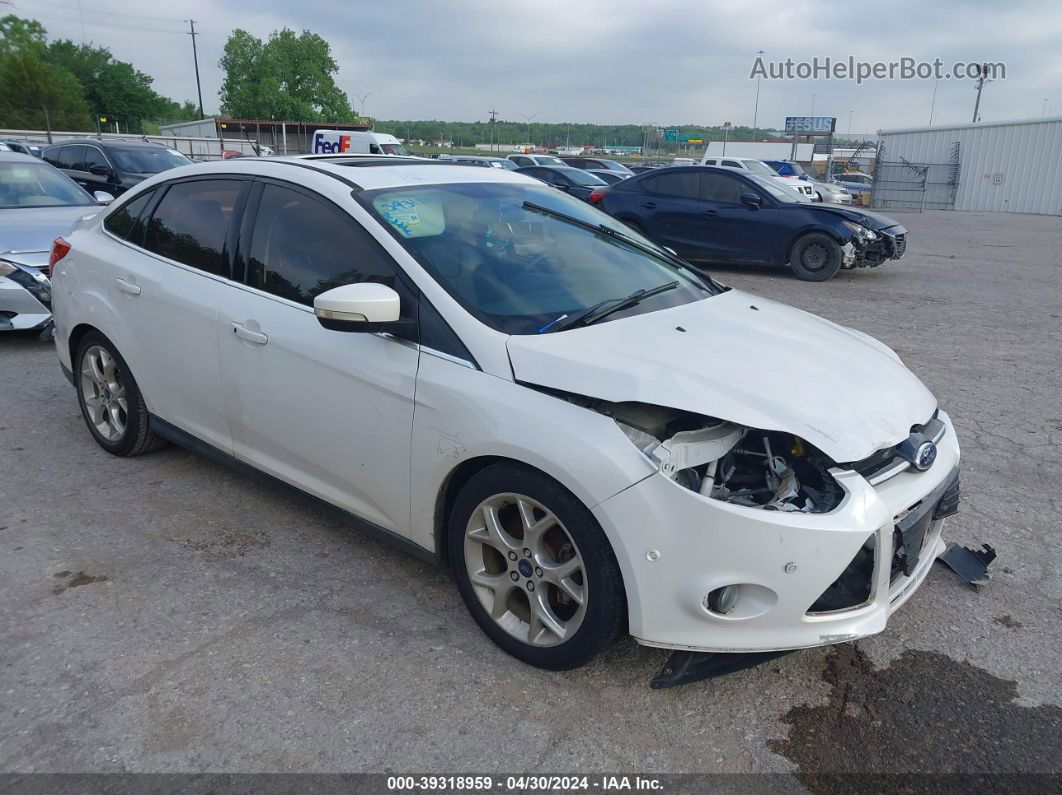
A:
650;649;795;689
937;542;996;588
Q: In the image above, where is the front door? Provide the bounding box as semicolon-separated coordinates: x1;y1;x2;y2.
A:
217;181;419;535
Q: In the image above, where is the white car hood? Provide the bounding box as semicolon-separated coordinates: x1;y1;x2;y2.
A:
506;289;936;463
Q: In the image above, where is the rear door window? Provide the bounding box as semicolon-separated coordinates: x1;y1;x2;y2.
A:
58;146;86;171
143;179;244;276
644;171;701;200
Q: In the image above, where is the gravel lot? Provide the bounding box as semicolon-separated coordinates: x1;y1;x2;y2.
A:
1;210;1060;783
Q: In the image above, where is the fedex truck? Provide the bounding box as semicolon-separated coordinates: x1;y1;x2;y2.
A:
311;130;412;156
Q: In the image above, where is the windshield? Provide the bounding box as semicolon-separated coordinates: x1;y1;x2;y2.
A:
381;143;411;156
743;160;777;176
361;182;715;334
534;155;566;166
745;174;809;203
109;147;192;174
0;161;94;208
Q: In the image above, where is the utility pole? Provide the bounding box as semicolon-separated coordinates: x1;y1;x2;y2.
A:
519;112;539;150
972;63;991;123
188;20;204;119
722;121;731;155
1042;98;1049;118
488;107;498;153
752;49;764;142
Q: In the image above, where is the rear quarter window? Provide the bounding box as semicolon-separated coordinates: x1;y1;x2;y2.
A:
103;190;155;242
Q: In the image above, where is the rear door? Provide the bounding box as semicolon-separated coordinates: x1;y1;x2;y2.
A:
635;170;710;256
216;180;419;534
106;177;249;452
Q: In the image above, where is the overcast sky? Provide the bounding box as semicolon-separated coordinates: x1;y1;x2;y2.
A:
15;0;1062;133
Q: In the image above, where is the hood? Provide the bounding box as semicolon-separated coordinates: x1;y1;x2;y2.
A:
804;203;903;231
0;205;102;264
506;289;936;463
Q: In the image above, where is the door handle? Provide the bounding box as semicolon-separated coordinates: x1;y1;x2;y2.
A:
115;277;141;295
641;202;657;209
232;322;268;345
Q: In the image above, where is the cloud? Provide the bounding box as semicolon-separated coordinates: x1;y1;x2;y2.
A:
16;0;1062;131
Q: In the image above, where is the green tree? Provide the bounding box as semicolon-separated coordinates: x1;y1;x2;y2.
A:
0;49;91;130
219;27;354;121
0;14;46;54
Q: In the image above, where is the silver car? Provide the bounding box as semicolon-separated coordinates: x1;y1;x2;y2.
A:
0;152;112;332
806;176;853;204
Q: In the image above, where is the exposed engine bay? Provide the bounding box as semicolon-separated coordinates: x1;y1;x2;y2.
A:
599;401;843;514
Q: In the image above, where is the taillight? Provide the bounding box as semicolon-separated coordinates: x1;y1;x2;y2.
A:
589;190;607;204
48;237;71;277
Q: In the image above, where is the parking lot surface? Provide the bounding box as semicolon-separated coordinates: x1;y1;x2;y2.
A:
2;210;1060;781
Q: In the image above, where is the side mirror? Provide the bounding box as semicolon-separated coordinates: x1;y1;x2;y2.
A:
90;164;112;176
740;192;762;210
313;283;404;333
93;191;115;205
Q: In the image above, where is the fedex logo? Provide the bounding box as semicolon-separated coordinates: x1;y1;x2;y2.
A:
312;132;351;153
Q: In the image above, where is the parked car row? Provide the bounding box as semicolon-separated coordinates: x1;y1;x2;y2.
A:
43;155;958;681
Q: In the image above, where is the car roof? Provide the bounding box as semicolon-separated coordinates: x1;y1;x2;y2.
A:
45;138;170;149
158;156;537;192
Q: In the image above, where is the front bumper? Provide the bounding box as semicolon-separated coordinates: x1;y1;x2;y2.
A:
593;410;959;653
0;271;52;331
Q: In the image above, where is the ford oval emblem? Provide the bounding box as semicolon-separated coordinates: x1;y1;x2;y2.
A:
914;441;938;471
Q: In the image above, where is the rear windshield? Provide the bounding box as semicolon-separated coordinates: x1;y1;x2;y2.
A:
109;147;192;174
561;168;608;186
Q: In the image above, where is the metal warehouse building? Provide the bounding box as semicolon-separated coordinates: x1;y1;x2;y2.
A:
872;116;1062;215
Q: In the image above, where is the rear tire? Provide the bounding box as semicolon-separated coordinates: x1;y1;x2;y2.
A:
790;233;842;281
75;331;166;457
448;463;626;670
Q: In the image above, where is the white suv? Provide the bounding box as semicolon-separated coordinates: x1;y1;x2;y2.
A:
49;156;959;680
701;156;816;200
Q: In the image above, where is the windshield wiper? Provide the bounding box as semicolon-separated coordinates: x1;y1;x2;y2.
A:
547;281;680;333
521;201;722;292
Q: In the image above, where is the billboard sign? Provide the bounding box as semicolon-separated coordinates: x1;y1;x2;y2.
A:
784;116;836;135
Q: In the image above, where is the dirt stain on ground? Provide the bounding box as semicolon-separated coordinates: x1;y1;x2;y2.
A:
51;570;109;595
769;645;1062;792
174;529;271;561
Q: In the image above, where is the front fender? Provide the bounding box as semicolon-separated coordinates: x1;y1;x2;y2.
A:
409;353;656;553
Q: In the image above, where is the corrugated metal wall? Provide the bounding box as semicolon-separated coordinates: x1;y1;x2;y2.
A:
877;118;1062;215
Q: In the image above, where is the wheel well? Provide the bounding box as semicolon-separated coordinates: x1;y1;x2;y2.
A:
433;455;590;569
68;323;102;367
434;455;506;568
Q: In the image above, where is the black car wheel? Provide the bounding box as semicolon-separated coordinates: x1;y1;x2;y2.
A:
790;233;842;281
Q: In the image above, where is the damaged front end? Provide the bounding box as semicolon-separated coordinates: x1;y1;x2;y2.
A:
604;401;844;515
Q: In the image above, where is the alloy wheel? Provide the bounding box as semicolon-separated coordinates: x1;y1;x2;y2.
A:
463;492;587;647
80;344;128;442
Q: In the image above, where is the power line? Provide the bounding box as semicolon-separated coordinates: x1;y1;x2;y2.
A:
14;8;185;34
20;0;187;25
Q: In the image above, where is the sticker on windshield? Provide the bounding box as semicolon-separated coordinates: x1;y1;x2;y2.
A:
373;194;446;238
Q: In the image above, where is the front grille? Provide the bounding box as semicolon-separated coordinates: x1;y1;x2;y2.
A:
845;410;942;486
890;467;959;583
893;233;907;258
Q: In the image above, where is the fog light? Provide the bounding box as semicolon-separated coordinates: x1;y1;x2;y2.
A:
705;585;739;615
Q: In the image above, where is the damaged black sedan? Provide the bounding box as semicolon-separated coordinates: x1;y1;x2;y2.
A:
591;165;907;281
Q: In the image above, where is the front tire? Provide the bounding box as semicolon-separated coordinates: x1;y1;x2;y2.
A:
75;332;166;457
448;463;626;670
790;233;843;281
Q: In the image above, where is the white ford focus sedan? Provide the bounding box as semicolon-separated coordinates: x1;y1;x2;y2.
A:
49;158;960;674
